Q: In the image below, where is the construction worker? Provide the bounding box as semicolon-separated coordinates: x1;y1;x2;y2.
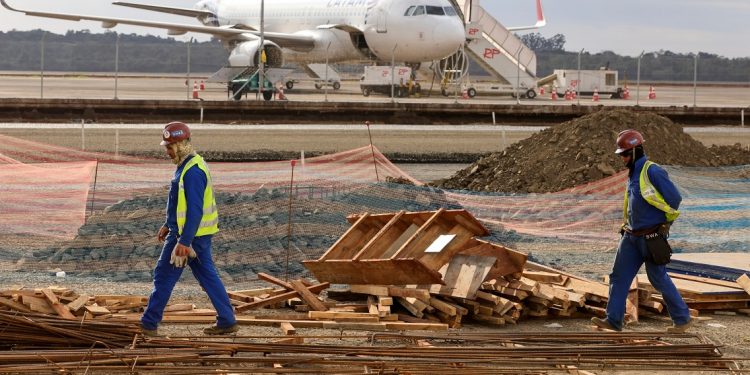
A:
141;122;238;336
592;129;693;333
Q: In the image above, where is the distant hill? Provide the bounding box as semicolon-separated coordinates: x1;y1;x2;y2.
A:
0;30;227;73
1;30;748;82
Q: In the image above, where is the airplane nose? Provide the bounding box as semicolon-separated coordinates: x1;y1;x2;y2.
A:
432;19;465;57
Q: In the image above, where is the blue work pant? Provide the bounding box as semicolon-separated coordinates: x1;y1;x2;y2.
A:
141;234;236;330
605;232;691;330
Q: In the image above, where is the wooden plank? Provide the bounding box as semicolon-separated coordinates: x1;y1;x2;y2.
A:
163;303;195;312
258;273;295;291
352;210;406;260
429;297;457;316
231;288;275;297
394;297;424;318
227;291;253;303
384;322;449;331
42;288;76;320
737;274;750;295
429;254;495;299
319;212;371;260
280;322;296;335
290;280;328;312
20;295;56;314
523;270;567;285
235;283;329;312
0;296;32;313
389;208;445;260
303;259;445;285
669;273;744;289
66;295;89;313
387;287;430;302
309;311;379;320
459;239;528;279
350;284;389;296
84;304;111;316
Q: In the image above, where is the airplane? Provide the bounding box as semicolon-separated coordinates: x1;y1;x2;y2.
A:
1;0;467;93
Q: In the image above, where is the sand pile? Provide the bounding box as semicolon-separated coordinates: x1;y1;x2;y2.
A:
439;109;750;193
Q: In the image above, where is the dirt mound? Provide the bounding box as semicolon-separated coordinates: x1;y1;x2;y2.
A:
439;109;750;193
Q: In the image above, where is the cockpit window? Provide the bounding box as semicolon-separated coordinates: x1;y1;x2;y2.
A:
425;6;445;15
412;6;425;16
404;6;416;16
444;6;457;16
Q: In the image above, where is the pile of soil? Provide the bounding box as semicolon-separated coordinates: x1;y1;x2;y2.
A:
439;109;750;193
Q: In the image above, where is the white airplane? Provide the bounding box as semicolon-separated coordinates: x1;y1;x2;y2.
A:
1;0;466;70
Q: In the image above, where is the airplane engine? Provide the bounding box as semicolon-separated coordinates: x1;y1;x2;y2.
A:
228;40;284;68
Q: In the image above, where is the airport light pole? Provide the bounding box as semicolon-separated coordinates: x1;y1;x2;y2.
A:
576;48;584;106
636;51;644;105
258;0;265;101
114;32;120;100
390;44;397;103
40;31;45;99
186;37;193;99
324;42;331;103
693;53;699;107
516;46;522;105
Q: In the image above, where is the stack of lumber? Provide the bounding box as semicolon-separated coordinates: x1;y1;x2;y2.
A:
233;273;449;331
0;286;207;320
636;272;750;313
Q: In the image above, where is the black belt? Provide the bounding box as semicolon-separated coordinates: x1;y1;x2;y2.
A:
624;225;660;237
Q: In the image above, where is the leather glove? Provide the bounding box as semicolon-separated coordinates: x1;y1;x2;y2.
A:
157;226;169;243
169;243;197;268
658;222;672;239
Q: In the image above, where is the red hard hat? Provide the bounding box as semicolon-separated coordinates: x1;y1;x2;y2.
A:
615;129;644;154
161;122;191;146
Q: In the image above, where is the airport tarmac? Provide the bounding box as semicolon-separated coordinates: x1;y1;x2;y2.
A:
1;72;749;109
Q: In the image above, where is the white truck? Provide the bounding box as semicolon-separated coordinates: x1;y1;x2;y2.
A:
548;69;623;98
360;66;419;97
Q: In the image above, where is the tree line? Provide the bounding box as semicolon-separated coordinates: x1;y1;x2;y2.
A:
0;29;748;82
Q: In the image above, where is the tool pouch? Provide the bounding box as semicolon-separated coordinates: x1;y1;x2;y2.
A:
644;232;672;265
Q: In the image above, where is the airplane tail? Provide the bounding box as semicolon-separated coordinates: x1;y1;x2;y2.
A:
507;0;547;32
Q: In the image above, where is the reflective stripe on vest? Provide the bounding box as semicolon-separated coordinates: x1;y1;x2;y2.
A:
176;154;219;236
623;160;680;224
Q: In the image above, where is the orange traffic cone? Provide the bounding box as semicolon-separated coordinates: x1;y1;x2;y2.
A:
564;89;572;101
462;89;469;99
551;86;557;101
277;86;287;100
592;87;600;102
200;80;205;91
648;86;656;99
623;85;630;100
192;81;199;99
540;86;546;95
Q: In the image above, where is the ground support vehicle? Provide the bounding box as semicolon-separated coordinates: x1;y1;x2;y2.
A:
360;66;420;97
229;68;293;101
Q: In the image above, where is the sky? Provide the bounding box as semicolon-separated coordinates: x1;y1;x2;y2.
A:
0;0;748;58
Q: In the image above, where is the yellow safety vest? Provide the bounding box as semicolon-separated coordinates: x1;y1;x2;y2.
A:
623;160;680;225
176;154;219;237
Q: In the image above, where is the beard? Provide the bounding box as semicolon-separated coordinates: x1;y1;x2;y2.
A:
170;141;195;165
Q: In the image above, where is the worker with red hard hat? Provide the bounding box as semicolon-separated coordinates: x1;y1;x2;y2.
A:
141;121;238;336
592;129;693;333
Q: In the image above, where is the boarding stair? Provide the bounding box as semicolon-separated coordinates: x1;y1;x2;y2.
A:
451;0;539;97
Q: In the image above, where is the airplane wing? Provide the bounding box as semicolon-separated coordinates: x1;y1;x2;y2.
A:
507;0;547;32
0;0;315;51
112;2;213;19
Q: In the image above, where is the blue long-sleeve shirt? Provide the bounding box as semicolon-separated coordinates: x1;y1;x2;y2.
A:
626;156;682;231
165;155;207;246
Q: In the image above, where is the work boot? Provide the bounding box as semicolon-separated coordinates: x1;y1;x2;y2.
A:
141;326;159;337
666;318;695;333
203;324;240;335
591;317;621;332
